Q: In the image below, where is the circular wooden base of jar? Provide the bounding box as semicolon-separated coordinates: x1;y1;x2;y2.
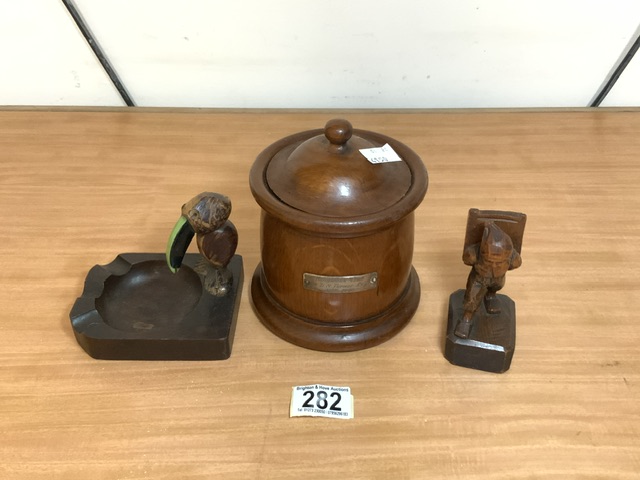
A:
250;264;420;352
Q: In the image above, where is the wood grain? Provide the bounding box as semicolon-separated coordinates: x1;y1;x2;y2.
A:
1;108;639;479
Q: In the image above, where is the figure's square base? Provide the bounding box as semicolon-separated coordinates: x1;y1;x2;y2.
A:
445;289;516;373
70;253;243;360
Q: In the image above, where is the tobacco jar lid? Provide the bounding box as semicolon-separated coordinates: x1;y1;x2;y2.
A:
250;118;428;235
264;118;413;217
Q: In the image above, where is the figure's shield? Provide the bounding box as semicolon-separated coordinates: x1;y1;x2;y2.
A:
463;208;527;254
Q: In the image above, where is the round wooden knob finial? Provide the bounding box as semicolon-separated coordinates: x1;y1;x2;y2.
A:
324;118;353;146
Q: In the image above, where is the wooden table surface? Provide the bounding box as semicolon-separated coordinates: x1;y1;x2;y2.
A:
1;108;639;479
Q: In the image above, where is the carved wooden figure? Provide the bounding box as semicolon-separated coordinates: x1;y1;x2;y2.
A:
445;209;526;373
167;192;238;296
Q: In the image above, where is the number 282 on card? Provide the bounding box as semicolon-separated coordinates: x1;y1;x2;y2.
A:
290;384;354;419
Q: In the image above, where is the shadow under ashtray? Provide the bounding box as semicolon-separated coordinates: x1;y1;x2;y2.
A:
70;253;243;360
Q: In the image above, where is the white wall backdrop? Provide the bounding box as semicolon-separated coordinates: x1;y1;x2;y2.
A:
1;0;639;108
600;23;640;107
0;0;122;105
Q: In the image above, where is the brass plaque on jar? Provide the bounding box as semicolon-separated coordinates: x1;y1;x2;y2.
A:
302;272;378;294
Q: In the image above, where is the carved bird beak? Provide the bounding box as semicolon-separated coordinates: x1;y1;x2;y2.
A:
166;215;195;273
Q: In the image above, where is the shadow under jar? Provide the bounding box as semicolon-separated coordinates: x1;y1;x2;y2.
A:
249;119;428;352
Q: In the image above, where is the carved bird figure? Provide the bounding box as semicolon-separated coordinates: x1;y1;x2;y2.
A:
166;193;238;294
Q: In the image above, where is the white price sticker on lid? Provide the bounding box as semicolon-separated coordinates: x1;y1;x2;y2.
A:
290;384;354;419
359;143;403;164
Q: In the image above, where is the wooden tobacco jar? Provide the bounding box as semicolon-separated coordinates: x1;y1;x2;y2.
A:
249;119;428;351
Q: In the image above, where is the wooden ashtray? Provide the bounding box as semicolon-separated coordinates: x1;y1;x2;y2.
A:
70;253;243;360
